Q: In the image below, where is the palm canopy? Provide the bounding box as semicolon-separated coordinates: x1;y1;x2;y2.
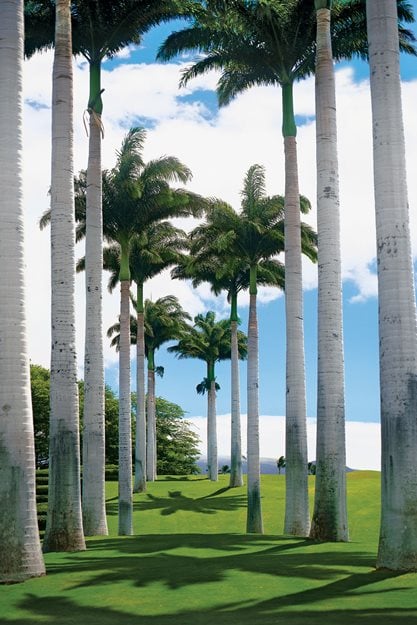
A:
99;221;188;294
158;0;416;110
177;165;316;296
107;295;191;353
42;127;205;280
25;0;194;112
168;311;247;384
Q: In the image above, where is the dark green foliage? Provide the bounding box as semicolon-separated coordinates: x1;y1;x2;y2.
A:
30;364;51;466
156;397;201;475
30;364;121;466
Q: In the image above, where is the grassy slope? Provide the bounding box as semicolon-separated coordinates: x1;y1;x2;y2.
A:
1;472;417;625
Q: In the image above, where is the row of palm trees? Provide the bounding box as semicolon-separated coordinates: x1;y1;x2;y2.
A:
1;0;417;582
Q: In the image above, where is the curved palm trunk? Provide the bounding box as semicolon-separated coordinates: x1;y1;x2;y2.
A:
118;278;133;535
82;64;107;535
310;4;348;542
229;291;243;488
43;0;85;553
134;282;146;492
207;369;218;482
367;0;417;570
246;267;263;533
0;0;45;581
146;349;157;482
282;84;310;537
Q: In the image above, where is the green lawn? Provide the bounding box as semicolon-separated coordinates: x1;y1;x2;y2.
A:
2;471;417;624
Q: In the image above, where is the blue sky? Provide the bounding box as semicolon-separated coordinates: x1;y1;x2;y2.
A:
22;2;417;467
105;6;413;424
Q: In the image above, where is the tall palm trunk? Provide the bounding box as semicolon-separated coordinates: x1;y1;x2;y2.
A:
118;248;133;534
229;291;243;487
367;0;417;570
43;0;85;553
207;363;218;481
134;282;146;492
282;83;310;537
146;348;157;482
310;3;348;542
0;0;45;581
246;266;263;533
82;70;108;534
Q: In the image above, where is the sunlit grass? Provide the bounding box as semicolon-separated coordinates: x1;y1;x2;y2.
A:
2;471;416;625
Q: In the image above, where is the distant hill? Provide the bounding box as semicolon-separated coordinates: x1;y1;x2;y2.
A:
197;456;281;475
197;456;356;475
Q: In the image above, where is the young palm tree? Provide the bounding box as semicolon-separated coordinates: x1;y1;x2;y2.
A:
158;0;414;539
43;0;85;553
107;295;191;481
143;296;191;482
173;200;293;489
173;226;249;488
367;0;417;571
169;311;247;482
0;0;45;582
25;0;193;536
103;221;188;489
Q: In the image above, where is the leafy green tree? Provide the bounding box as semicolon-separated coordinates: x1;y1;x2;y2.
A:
156;397;201;476
277;456;286;475
30;365;52;465
169;311;247;482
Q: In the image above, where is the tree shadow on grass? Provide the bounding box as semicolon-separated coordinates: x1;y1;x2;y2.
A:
44;533;384;593
6;575;417;625
106;486;246;517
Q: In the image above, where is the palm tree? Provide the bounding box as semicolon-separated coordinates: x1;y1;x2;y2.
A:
101;126;202;534
191;165;314;533
174;199;292;489
0;0;45;582
310;0;347;542
169;311;247;482
143;296;191;481
104;224;188;489
367;0;417;571
173;224;248;488
42;0;85;553
107;295;191;481
25;0;194;537
158;0;415;539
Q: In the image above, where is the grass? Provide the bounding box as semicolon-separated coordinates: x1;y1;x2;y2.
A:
2;471;417;624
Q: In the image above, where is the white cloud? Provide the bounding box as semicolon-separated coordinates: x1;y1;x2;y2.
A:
21;50;417;372
189;413;381;471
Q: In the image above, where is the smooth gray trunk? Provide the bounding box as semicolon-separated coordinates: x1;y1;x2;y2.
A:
229;319;243;487
43;0;85;553
134;309;146;491
246;293;263;533
146;368;157;482
82;112;108;536
283;135;310;537
118;280;133;535
367;0;417;570
310;6;348;542
207;379;218;481
0;0;45;581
